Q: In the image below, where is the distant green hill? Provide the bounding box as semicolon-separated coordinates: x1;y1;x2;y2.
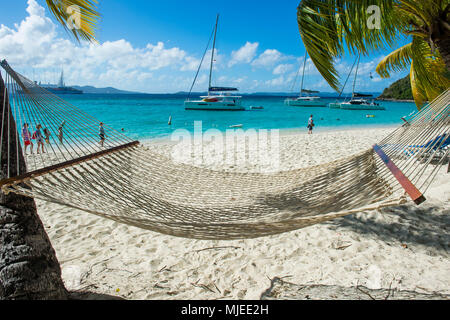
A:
378;76;413;101
72;86;142;94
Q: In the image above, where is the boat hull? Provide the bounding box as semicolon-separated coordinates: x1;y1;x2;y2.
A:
285;99;326;107
328;103;342;109
340;104;386;110
185;101;246;111
329;103;385;110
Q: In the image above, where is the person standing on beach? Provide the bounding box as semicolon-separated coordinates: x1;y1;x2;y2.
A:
34;124;45;154
307;115;315;134
58;121;65;144
43;128;51;144
99;122;107;147
22;123;33;154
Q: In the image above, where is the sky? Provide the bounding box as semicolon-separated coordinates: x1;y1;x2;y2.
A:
0;0;411;94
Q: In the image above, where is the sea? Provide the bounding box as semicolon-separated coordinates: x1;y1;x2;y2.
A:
63;94;419;141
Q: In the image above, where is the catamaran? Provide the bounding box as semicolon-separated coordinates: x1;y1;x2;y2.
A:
329;55;385;110
285;51;326;107
185;15;245;111
338;93;385;110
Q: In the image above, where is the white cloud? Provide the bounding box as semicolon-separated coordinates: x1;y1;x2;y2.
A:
180;48;224;72
0;0;57;66
265;76;286;87
141;42;187;70
273;64;293;75
0;0;201;92
252;49;283;68
228;42;259;67
26;0;46;17
180;56;201;71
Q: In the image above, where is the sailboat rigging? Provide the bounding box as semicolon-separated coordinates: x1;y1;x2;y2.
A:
284;51;326;107
185;15;245;111
329;55;386;110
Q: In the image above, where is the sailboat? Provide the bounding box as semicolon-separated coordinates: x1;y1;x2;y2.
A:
285;51;326;107
22;69;83;95
185;15;245;111
329;55;385;110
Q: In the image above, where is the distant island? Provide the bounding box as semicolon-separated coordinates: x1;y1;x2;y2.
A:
71;86;143;94
377;76;414;102
56;86;382;97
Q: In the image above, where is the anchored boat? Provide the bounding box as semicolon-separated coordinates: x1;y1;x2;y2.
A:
339;94;386;110
185;87;244;111
285;51;326;107
185;15;245;111
285;93;324;107
329;55;385;110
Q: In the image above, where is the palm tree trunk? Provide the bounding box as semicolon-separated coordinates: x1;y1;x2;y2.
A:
0;73;67;300
433;31;450;72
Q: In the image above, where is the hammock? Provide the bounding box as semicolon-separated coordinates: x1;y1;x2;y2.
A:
0;60;449;240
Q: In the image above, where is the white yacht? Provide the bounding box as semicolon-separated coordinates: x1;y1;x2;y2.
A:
329;55;385;110
185;87;244;111
339;94;386;110
329;101;342;109
185;15;245;111
285;92;324;107
285;52;326;107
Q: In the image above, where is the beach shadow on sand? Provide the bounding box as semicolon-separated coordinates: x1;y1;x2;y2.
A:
69;291;126;300
325;203;450;252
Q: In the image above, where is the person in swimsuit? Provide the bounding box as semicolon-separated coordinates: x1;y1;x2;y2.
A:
43;128;51;144
58;121;65;144
34;124;45;154
307;115;315;135
99;122;106;147
22;123;33;154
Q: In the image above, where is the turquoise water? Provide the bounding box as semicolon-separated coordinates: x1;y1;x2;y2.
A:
64;94;418;141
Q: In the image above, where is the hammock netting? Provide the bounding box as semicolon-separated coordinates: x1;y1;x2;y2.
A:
0;60;449;240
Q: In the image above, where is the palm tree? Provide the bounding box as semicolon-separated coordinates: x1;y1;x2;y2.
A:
0;0;99;300
297;0;450;109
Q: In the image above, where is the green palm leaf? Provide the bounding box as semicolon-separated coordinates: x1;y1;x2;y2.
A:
298;0;402;92
414;42;449;103
45;0;100;43
410;60;428;109
376;43;413;78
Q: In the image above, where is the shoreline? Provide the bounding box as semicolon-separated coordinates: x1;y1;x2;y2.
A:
376;98;416;103
141;124;400;145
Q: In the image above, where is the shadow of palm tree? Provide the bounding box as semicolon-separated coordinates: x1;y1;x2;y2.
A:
324;203;450;252
69;291;126;300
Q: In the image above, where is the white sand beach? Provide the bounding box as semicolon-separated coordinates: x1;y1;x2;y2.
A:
35;127;450;300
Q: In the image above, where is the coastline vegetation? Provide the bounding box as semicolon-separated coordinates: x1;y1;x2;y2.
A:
378;76;414;101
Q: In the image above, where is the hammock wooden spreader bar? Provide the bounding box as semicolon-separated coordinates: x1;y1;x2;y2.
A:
373;144;426;205
0;141;140;189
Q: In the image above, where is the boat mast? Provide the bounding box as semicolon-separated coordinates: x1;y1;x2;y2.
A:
299;50;308;97
58;69;64;87
352;54;361;98
208;14;219;93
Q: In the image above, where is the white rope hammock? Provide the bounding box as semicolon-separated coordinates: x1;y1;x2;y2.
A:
0;60;449;240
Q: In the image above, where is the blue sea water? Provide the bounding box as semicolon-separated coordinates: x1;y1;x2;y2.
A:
63;94;418;141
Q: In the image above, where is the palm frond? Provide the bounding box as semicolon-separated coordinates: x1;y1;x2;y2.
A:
376;42;413;78
410;60;427;109
411;36;450;96
45;0;100;43
408;36;450;107
298;0;403;92
396;0;432;27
